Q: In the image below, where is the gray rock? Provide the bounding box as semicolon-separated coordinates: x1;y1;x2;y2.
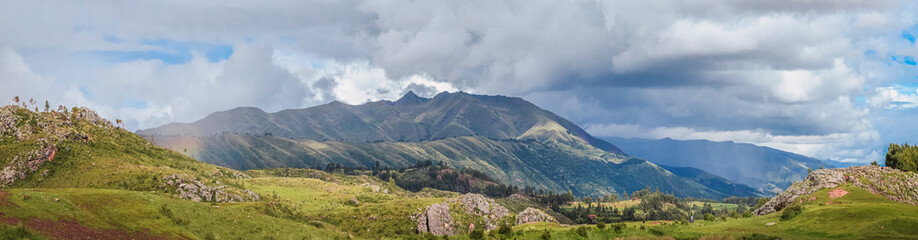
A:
516;207;557;225
754;165;918;216
415;203;455;235
160;174;260;202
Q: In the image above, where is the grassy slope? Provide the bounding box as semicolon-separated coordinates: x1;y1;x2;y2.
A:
0;106;239;192
161;134;751;199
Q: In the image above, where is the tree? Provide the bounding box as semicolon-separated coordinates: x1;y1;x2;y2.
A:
583;196;593;207
871;160;878;166
12;96;19;104
886;143;918;172
44;101;49;112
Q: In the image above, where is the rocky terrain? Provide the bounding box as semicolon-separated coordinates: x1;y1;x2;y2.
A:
0;106;110;187
515;207;557;225
159;174;260;202
754;165;918;215
414;193;558;235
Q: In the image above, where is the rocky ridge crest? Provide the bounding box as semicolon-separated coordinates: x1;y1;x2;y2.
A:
754;165;918;216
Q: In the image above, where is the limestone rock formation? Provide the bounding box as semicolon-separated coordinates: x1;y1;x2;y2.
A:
515;207;557;225
414;193;511;235
754;165;918;216
414;202;455;235
448;193;509;231
160;174;260;202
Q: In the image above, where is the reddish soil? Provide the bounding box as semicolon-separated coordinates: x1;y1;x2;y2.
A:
0;191;9;207
0;213;176;240
829;188;849;198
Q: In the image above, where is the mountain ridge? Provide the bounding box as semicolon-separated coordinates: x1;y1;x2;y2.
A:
139;91;761;198
603;137;836;194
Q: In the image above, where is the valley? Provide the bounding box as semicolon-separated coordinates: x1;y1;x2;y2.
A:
2;97;918;239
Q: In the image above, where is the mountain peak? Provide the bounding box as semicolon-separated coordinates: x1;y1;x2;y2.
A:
396;91;428;105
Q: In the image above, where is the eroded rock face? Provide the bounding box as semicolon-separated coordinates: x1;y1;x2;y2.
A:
515;207;557;225
415;193;510;235
415;203;455;236
448;193;509;231
754;165;918;216
160;174;260;202
0;141;56;188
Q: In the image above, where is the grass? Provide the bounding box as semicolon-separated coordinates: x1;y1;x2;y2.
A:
1;188;348;239
4;106;918;239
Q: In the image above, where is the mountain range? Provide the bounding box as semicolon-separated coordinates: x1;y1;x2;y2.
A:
138;91;760;198
603;137;838;194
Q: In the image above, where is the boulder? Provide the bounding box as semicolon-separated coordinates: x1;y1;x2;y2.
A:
515;207;557;225
415;203;455;235
448;193;509;231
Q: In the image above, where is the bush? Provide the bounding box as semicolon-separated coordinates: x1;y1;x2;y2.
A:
780;205;803;221
574;226;588;237
497;222;512;235
469;229;484;240
742;210;754;218
611;223;626;233
540;230;551;240
596;221;606;229
703;213;715;221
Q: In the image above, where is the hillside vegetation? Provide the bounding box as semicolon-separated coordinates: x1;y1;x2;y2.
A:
887;143;918;172
140;92;760;199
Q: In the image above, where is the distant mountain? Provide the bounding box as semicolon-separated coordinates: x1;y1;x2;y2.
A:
822;159;865;168
139;91;761;198
603;137;834;194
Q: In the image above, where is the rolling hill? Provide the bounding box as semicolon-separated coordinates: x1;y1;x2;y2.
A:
604;137;836;194
138;91;761;198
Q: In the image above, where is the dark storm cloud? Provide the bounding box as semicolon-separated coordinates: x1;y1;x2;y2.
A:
1;0;916;162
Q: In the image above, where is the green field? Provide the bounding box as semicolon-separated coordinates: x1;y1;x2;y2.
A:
3;105;918;239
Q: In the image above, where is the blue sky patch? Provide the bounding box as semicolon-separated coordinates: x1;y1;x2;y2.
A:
892;55;917;66
904;31;916;44
92;39;233;65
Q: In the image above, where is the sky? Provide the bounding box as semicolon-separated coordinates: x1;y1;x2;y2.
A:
1;0;917;163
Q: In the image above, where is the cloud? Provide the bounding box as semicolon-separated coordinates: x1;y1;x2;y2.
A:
868;86;918;109
583;121;882;163
2;0;918;163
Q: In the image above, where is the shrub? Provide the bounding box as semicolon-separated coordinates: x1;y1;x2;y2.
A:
574;226;588;237
611;223;626;233
703;213;715;221
469;229;484;240
497;222;512;235
540;230;551;240
742;211;753;218
780;205;803;221
596;221;606;229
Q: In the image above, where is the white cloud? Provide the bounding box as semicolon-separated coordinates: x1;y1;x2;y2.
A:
868;86;918;109
584;120;881;163
1;0;917;163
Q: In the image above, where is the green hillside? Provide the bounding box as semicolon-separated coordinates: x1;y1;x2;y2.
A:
139;92;760;198
6;104;914;239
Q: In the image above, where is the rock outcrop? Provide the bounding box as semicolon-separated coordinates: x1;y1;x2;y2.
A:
0;140;56;188
414;193;511;235
448;193;509;231
160;174;260;202
754;165;918;216
515;207;557;225
415;203;455;235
